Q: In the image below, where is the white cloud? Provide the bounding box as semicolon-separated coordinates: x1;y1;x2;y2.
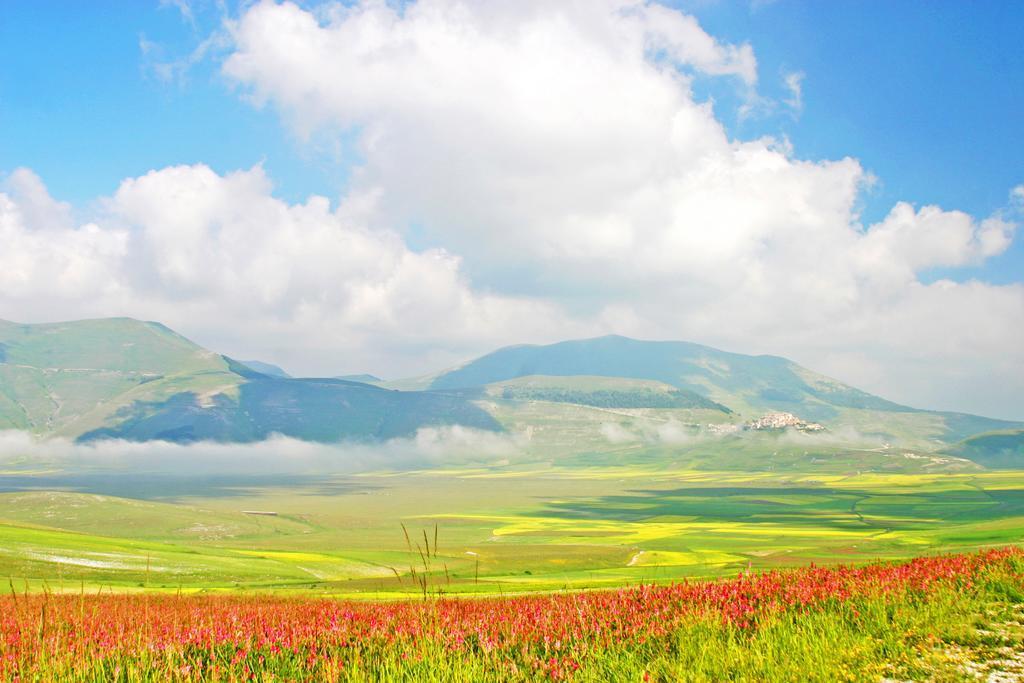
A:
645;418;693;444
858;202;1014;275
140;26;228;85
159;0;196;27
216;0;1023;418
639;3;757;85
223;0;757;279
1012;184;1024;209
0;170;127;303
0;164;580;376
599;422;639;444
3;168;74;231
1;1;1021;420
0;427;523;475
599;418;694;445
783;70;804;113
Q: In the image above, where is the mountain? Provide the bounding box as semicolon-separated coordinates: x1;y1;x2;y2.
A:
0;317;235;438
0;318;497;443
425;336;904;416
238;360;291;378
419;335;1019;443
946;430;1024;469
480;375;731;412
336;374;384;384
0;320;1017;452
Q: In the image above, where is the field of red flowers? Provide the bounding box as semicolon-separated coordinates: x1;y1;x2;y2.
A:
3;548;1024;681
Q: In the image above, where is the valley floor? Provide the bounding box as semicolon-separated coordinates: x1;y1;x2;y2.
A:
4;456;1024;679
3;464;1024;595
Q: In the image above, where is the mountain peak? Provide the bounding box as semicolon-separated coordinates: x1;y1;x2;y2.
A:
425;335;902;423
1;317;1018;447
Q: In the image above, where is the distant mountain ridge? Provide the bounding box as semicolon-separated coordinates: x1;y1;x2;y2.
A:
336;374;383;384
238;360;290;378
946;430;1024;469
418;335;1017;442
0;319;1018;449
0;318;497;443
427;335;910;417
0;317;233;438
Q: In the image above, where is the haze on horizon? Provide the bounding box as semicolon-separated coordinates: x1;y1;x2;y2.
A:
1;1;1022;420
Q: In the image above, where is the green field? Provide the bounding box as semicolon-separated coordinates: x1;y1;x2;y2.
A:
4;459;1024;596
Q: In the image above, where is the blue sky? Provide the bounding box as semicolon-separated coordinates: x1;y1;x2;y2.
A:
5;1;1022;228
0;1;1021;416
681;0;1024;284
0;2;342;206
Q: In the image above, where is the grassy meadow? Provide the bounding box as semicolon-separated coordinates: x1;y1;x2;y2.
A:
3;461;1024;596
4;549;1024;681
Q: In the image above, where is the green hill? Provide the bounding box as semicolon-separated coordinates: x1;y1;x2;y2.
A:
238;360;291;378
481;375;731;412
946;430;1024;469
422;335;1018;443
425;336;906;416
79;373;500;443
0;318;498;443
0;317;239;438
0;321;1017;452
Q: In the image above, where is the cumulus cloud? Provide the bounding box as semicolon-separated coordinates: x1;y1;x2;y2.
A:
638;3;757;85
0;171;127;305
217;0;1023;419
858;202;1014;274
0;164;580;375
2;168;74;231
1;0;1022;420
223;0;761;281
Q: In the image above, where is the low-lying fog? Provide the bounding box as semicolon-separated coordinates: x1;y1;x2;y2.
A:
0;426;523;476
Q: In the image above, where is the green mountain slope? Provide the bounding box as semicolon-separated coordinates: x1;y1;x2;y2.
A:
0;318;239;437
425;336;904;416
481;375;731;412
423;335;1018;443
946;430;1024;469
1;321;1016;452
0;318;498;443
79;374;500;443
238;360;291;378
